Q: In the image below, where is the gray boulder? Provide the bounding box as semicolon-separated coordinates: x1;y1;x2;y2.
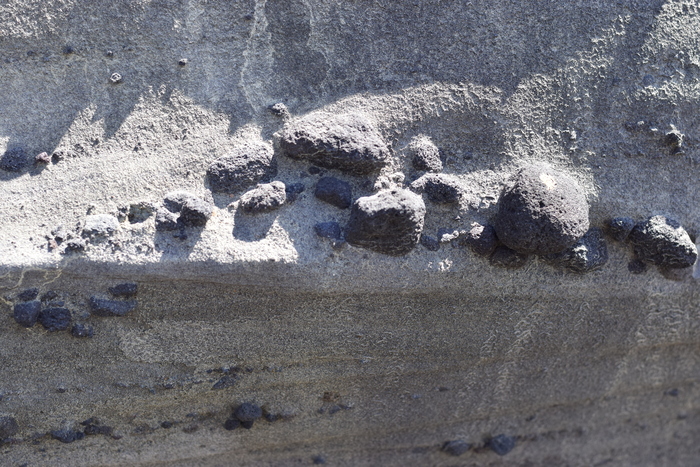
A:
410;136;442;172
545;228;608;273
239;181;287;214
207;141;276;193
628;216;697;269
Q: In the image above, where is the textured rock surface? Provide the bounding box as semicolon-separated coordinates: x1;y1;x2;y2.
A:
628;216;698;269
238;181;287;214
206;141;276;194
410;136;442;172
545;228;609;273
410;173;463;204
345;189;426;255
314;176;352;209
494;164;590;255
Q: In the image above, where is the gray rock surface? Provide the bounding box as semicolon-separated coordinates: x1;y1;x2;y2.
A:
628;216;698;269
238;181;287;214
410;136;442;173
410;173;463;204
314;176;352;209
206;141;276;194
82;214;120;238
545;228;609;273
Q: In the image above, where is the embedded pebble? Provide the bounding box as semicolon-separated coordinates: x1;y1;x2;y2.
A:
314;222;343;242
155;207;179;232
233;402;263;422
493;164;589;255
0;416;19;440
410;135;442;172
128;202;157;223
34;152;51;164
223;418;240;431
461;223;498;257
280;112;389;175
82;214;120;238
179;197;213;227
545;228;608;273
89;297;137;317
159;192;213;228
17;288;39;302
410;173;462;204
607;217;635;242
437;228;460;243
0;147;27;172
38;307;72;331
71;324;94;338
490;245;528;268
207;141;276;193
13;301;41;327
665;129;683;152
420;234;440;251
314;177;352;209
345;189;426;256
109;283;138;298
441;439;471;456
51;428;84;443
488;434;516;456
63;239;86;253
285;183;305;202
627;216;697;269
239;181;287;214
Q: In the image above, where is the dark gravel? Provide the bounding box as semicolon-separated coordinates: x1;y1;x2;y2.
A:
627;216;697;268
13;301;41;327
38;307;72;331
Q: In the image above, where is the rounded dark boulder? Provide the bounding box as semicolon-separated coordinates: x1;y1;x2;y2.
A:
627;216;697;269
234;403;262;422
207;141;276;194
345;189;426;256
494;164;589;255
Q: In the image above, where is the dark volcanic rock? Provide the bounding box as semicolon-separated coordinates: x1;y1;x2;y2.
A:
71;323;94;338
155;207;179;231
179;197;213;227
627;216;697;268
17;288;39;302
285;183;305;202
207;141;276;193
545;228;608;273
410;173;462;204
488;434;516;456
0;416;19;440
109;283;138;298
420;234;440;251
89;297;137;317
345;189;426;256
38;307;72;331
461;223;498;256
314;221;343;241
410;136;442;172
441;439;471;457
160;191;213;228
51;428;84;444
280;113;389;175
0;147;27;172
234;403;263;422
13;300;41;327
239;181;287;214
63;239;86;253
163;191;200;213
314;177;352;209
490;245;528;268
607;217;636;242
494;164;589;255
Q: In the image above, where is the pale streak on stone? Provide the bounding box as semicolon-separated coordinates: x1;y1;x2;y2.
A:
539;172;557;190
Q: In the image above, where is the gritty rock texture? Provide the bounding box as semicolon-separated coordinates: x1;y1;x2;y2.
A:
238;181;287;214
461;223;499;257
0;416;19;440
627;216;698;269
13;300;41;327
410;136;442;172
545;228;609;273
280;113;389;175
494;164;589;255
38;307;72;332
82;214;120;238
608;217;636;242
410;173;462;204
206;141;276;194
345;189;426;256
314;177;352;209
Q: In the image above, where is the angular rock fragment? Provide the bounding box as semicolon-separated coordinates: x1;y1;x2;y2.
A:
239;181;287;214
38;307;72;331
314;177;352;209
627;216;697;268
490;245;528;268
63;239;86;253
13;301;41;327
234;403;263;422
607;217;635;242
420;234;440;251
441;439;471;456
179;197;213;227
410;136;442;172
280;113;389;175
488;434;516;456
82;214;120;238
51;428;84;443
207;141;276;193
545;228;608;273
0;416;19;440
345;189;425;256
89;297;137;317
494;164;589;255
159;191;213;229
0;147;27;172
285;182;305;202
460;223;498;257
155;207;179;232
410;173;462;204
17;288;39;302
109;283;138;298
315;222;343;241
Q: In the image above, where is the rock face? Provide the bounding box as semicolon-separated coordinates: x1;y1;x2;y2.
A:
410;136;442;172
627;216;697;268
239;181;287;214
207;141;276;193
494;164;589;255
157;191;213;230
345;189;425;255
279;113;389;175
314;176;353;209
410;173;462;204
545;228;608;273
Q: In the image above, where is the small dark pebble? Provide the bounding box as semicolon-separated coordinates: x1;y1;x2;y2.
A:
628;216;697;268
83;424;112;436
212;375;239;390
38;308;72;332
488;434;516;456
34;152;51;164
80;418;99;426
63;45;74;55
544;228;608;273
240;420;254;429
461;223;498;257
13;300;40;328
223;418;240;431
285;182;305;202
71;323;94;338
410;136;442;172
314;221;343;242
160;421;173;429
442;439;471;457
63;239;86;253
89;296;137;317
665;388;679;397
155;207;179;232
420;234;439;251
108;282;138;298
17;288;39;302
665;129;683;151
312;455;327;465
182;424;198;433
0;416;19;440
490;246;528;268
179;197;213;227
51;429;84;444
308;166;321;175
239;181;287;214
315;176;353;209
0;147;27;172
51;225;67;242
178;58;188;66
608;217;636;242
234;402;262;422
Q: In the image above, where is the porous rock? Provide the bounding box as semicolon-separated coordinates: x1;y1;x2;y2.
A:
155;207;179;232
607;217;635;242
38;307;72;332
494;164;589;255
410;173;462;204
17;287;39;302
627;216;697;269
82;214;120;238
410;135;442;172
0;416;19;440
488;434;516;456
234;402;263;422
207;141;276;193
545;228;608;273
345;189;425;256
128;201;157;223
160;191;213;228
239;181;286;214
285;183;305;202
314;177;352;209
89;297;137;317
280;113;389;175
460;222;498;257
14;300;41;327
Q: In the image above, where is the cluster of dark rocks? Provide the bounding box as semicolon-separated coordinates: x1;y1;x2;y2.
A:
441;433;517;457
156;191;213;233
11;282;138;337
223;402;263;431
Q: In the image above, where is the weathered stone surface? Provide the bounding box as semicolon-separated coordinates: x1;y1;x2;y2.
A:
410;173;462;204
314;176;352;209
238;181;287;214
494;164;589;255
82;215;120;238
345;189;425;256
410;136;442;172
628;216;697;269
545;228;608;273
280;113;389;175
13;300;41;327
460;223;498;257
38;307;72;332
207;141;276;194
